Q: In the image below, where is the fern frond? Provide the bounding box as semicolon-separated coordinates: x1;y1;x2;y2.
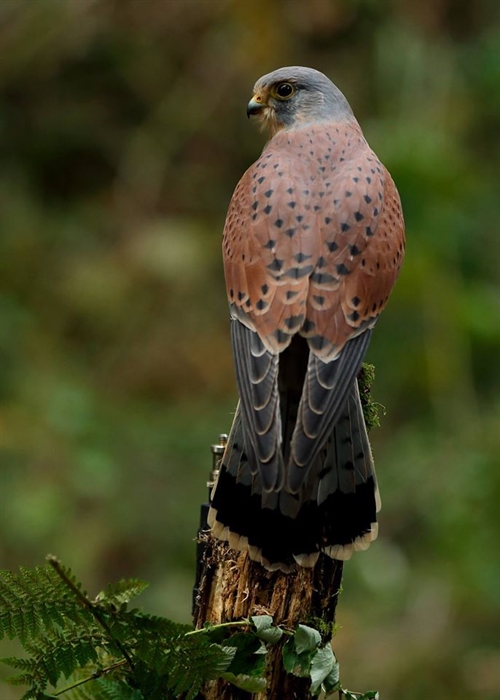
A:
1;655;35;671
95;579;149;608
82;678;145;700
93;676;145;699
3;631;112;693
5;671;37;686
0;560;266;700
0;566;94;645
37;632;106;683
19;689;49;700
61;675;145;700
1;656;38;690
120;612;236;700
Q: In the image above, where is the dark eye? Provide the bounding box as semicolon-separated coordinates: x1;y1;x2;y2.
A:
275;82;295;99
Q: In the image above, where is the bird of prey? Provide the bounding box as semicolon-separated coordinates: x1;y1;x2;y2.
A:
208;66;405;572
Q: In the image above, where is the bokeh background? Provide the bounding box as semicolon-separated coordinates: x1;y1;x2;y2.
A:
1;0;499;698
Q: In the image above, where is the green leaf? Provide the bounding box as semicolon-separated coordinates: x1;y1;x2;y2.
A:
251;614;283;644
309;644;337;694
224;632;262;653
258;624;283;644
322;664;341;694
294;624;321;654
224;632;266;676
282;637;313;678
250;614;273;632
282;623;323;679
221;671;267;692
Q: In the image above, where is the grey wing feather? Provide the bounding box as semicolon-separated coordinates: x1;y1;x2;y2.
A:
288;329;372;491
317;380;378;505
231;319;283;489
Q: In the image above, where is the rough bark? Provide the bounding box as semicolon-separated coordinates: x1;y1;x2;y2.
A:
193;533;343;700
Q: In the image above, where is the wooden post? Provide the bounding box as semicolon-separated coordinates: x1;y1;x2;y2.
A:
193;497;343;699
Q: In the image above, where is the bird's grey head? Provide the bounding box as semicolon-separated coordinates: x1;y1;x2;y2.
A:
247;66;354;136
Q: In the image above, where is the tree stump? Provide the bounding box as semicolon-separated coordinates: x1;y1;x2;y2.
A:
193;533;343;699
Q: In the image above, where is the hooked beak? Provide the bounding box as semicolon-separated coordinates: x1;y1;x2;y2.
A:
247;94;266;118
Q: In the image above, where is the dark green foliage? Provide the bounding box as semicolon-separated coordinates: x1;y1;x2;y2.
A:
341;692;379;700
0;560;378;699
283;623;337;694
118;615;236;699
95;580;150;609
281;623;377;698
65;677;145;700
251;614;284;645
0;565;93;645
0;560;236;699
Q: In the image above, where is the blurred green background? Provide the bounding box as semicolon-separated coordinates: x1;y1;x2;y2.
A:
0;0;499;698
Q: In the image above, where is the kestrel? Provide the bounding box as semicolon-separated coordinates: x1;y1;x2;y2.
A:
208;67;405;572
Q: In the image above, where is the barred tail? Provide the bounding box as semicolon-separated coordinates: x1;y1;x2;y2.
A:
207;381;380;573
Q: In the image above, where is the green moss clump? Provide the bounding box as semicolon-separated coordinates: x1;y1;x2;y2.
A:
357;363;385;431
306;617;340;643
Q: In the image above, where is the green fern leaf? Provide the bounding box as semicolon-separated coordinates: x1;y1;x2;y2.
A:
19;690;41;700
1;655;35;670
10;632;110;692
64;676;145;700
0;566;95;646
95;579;149;607
0;608;15;638
132;660;177;699
116;612;235;698
39;646;60;686
94;677;145;699
5;671;37;686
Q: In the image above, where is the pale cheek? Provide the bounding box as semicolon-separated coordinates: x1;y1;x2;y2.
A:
256;107;284;137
